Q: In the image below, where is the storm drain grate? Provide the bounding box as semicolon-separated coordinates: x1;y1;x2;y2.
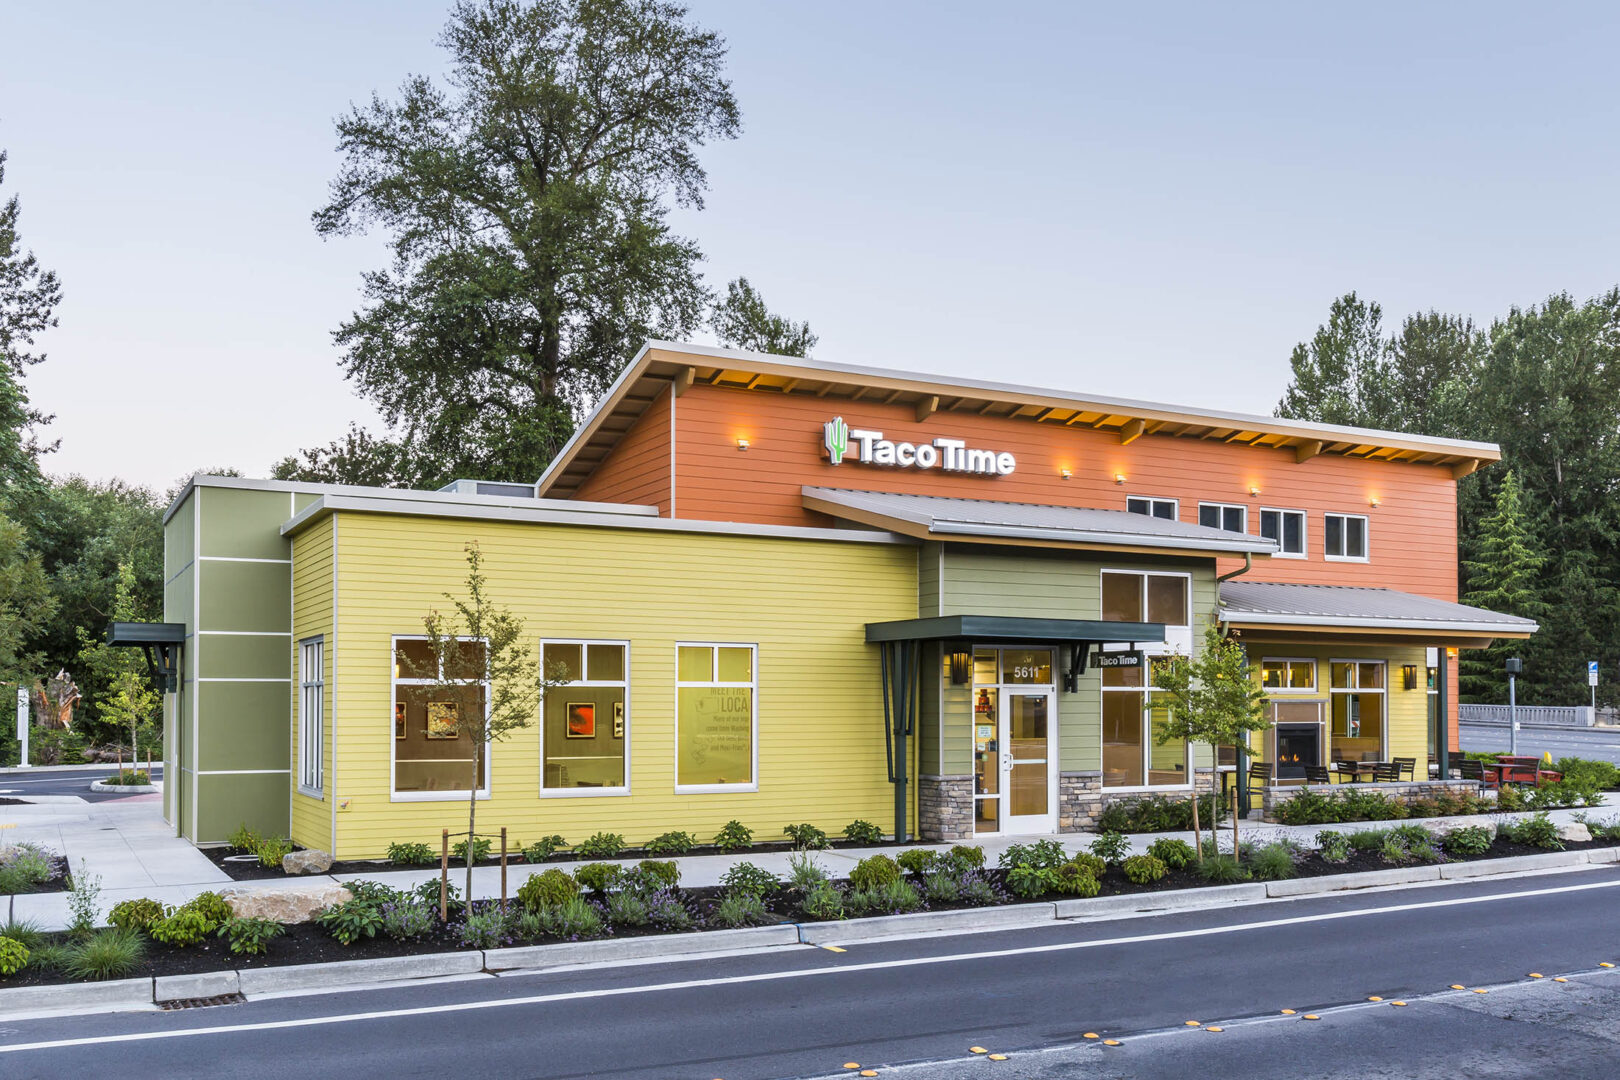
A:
160;993;247;1010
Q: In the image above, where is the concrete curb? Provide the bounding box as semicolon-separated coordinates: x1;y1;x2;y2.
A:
1054;883;1267;918
236;951;486;995
154;970;241;1002
1439;850;1585;879
800;901;1058;945
486;924;801;971
88;780;159;794
1264;865;1441;897
0;977;153;1015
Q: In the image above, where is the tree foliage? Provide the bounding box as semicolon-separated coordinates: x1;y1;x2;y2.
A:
1459;472;1549;702
711;277;816;357
0;148;63;494
271;423;425;489
76;561;162;755
309;0;740;485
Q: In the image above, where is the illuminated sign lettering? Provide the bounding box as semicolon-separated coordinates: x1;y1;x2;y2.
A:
822;416;1015;476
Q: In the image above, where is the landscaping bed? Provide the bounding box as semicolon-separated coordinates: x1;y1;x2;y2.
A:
0;843;69;895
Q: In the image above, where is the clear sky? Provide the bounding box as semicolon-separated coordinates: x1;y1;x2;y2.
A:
3;1;1618;491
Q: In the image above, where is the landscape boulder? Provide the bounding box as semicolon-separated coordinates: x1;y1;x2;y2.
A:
282;848;335;875
222;884;352;924
1422;818;1496;842
1557;822;1592;844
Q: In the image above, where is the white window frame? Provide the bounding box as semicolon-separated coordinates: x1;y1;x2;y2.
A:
297;636;324;798
674;641;760;795
1126;495;1179;520
1198;502;1248;534
1100;657;1191;793
1259;507;1307;558
540;638;631;799
1328;658;1388;760
1324;512;1370;562
1259;656;1317;693
390;634;492;803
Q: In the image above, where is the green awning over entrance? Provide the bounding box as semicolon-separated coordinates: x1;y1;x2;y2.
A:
864;614;1166;645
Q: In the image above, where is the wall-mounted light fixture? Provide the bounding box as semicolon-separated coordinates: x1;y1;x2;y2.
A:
1249;486;1261;497
1114;473;1127;485
736;437;750;451
949;650;971;686
1401;663;1419;691
1369;496;1380;508
1059;467;1073;481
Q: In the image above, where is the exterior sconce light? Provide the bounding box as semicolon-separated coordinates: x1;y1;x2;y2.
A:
1369;496;1380;508
1402;664;1419;691
736;437;750;451
1114;473;1127;485
1059;467;1073;480
1249;486;1261;497
949;650;971;686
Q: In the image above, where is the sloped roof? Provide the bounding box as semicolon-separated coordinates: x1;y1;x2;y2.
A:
802;486;1278;555
1219;580;1539;635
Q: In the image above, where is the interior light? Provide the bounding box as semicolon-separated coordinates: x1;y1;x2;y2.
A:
736;438;750;451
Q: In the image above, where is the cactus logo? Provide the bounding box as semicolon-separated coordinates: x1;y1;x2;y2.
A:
824;416;851;465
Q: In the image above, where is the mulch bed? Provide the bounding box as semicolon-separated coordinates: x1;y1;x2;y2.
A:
0;798;28;805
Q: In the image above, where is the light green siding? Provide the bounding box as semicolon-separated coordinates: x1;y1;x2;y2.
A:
200;485;296;560
197;772;288;842
198;560;292;634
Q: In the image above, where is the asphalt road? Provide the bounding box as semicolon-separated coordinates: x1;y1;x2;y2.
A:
3;866;1620;1079
0;764;164;802
1460;722;1620;765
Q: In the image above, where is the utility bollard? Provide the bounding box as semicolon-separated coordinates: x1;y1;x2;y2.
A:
440;829;450;922
500;827;508;913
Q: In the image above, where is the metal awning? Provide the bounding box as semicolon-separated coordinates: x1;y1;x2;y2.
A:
106;621;186;693
865;615;1165;645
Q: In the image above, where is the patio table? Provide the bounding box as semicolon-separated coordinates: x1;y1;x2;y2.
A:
1333;762;1377;783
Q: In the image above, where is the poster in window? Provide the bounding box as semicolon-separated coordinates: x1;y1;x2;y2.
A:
426;701;459;739
567;702;596;739
612;700;624;739
678;687;753;785
394;701;406;740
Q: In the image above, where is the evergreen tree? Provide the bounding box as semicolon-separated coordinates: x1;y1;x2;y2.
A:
711;277;817;357
1275;293;1393;428
1459;472;1550;702
0;149;63;495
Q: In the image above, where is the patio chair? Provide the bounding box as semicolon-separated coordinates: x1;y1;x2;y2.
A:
1372;761;1400;782
1457;758;1495;788
1392;757;1416;781
1245;761;1274;810
1303;765;1333;785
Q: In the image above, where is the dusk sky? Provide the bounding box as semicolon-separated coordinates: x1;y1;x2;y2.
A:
3;1;1617;490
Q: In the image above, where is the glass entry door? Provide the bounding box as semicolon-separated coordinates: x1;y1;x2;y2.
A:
972;648;1057;835
999;689;1055;833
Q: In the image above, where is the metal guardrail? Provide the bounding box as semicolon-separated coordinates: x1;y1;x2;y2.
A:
1458;704;1594;727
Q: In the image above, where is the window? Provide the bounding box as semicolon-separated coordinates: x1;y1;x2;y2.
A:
542;641;628;795
1324;513;1369;560
392;637;489;798
1329;660;1385;763
676;643;757;791
298;638;323;796
1126;496;1178;520
1101;570;1191;628
1260;657;1316;691
1259;508;1306;557
1198;502;1247;533
1102;659;1187;788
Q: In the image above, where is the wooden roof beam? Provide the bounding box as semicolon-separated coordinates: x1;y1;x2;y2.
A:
915;394;939;422
672;366;696;398
1119;418;1147;446
1452;458;1481;480
1295;439;1323;463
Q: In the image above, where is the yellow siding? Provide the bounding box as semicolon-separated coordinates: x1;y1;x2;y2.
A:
321;512;919;859
290;517;335;852
1250;643;1431;772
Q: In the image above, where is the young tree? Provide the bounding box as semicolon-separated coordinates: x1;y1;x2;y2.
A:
1460;471;1550;702
711;277;817;357
0;148;63;495
1151;621;1272;860
311;0;741;484
0;512;56;761
411;542;554;903
77;561;160;754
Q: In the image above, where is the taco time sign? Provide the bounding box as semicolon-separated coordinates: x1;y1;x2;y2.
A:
822;416;1016;476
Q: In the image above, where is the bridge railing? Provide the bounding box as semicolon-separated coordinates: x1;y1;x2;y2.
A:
1458;704;1594;728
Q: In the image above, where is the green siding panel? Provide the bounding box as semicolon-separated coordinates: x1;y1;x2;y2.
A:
293;492;321;513
197;681;292;772
199;560;292;633
199;485;294;560
198;634;292;680
195;772;289;844
165;493;195;580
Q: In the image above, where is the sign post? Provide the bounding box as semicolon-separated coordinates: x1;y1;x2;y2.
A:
15;687;28;769
1590;660;1599;713
1506;657;1522;756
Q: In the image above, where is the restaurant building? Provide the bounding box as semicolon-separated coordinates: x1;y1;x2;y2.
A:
161;343;1536;855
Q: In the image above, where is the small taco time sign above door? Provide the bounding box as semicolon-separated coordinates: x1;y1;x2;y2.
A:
822;416;1017;476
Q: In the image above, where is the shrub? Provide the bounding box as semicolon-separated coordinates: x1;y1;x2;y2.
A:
1095;793;1221;833
922;870;961;904
646;890;696;932
849;855;901;891
606;891;650;927
897;849;940;877
1379;834;1410;863
644;831;697;855
999;839;1068;872
710;892;769;929
0;847;53;894
227;823;261;854
409;878;460;910
1441;825;1493;857
632;860;680;893
1052;861;1102;895
542;896;605;939
219;916;284;956
959;872;1000;907
1122;854;1168;885
1495;785;1526;813
317;899;385;945
382;900;436;940
0;937;28;976
714;821;753;852
256;837;293;869
1248;844;1298;881
944;845;987;872
843;820;884;845
26;943;70;973
65;861;101;937
800;882;845;920
1526;779;1603;811
451;836;494;862
458;907;513;949
1147;838;1197;870
1315;831;1352;864
182;891;234;930
574;863;624;895
1274;787;1409;827
574;832;626;859
1556;757;1620;792
62;928;145;980
523;835;569;861
1005;865;1055;899
783;823;830;850
846;878;922;916
0;918;44;950
1407;838;1443;863
787;852;829;890
108;898;166;934
1068;852;1108;879
1196;855;1250;883
149;909;214;947
1501;812;1563;850
386;842;436;866
1346;829;1389;853
518;868;580;912
1089;833;1131;865
721;861;779;899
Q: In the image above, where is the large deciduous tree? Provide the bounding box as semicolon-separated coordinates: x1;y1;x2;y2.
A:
0;149;62;496
311;0;740;484
1275;293;1393;428
711;277;816;357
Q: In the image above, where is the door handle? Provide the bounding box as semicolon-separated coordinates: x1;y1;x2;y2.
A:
1001;753;1013;771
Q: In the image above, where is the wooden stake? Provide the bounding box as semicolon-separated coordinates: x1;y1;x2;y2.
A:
440;829;450;922
500;827;508;914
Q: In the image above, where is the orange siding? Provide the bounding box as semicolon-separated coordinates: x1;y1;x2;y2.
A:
664;383;1459;600
573;386;672;513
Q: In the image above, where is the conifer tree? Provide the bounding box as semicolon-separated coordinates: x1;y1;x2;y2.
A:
1460;472;1549;702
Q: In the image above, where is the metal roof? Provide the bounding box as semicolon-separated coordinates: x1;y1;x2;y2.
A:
1218;581;1539;635
865;615;1166;644
803;486;1279;555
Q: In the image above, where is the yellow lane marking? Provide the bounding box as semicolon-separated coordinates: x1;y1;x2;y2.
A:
1206;1026;1224;1033
987;1054;1008;1061
1391;1001;1408;1007
1528;973;1543;978
1279;1008;1296;1015
1472;989;1488;995
1303;1014;1320;1021
821;946;846;953
969;1047;987;1055
1184;1020;1201;1027
1449;984;1465;990
1602;963;1615;968
1082;1032;1099;1039
1103;1039;1121;1046
1367;996;1383;1002
1554;977;1570;982
842;1064;859;1070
